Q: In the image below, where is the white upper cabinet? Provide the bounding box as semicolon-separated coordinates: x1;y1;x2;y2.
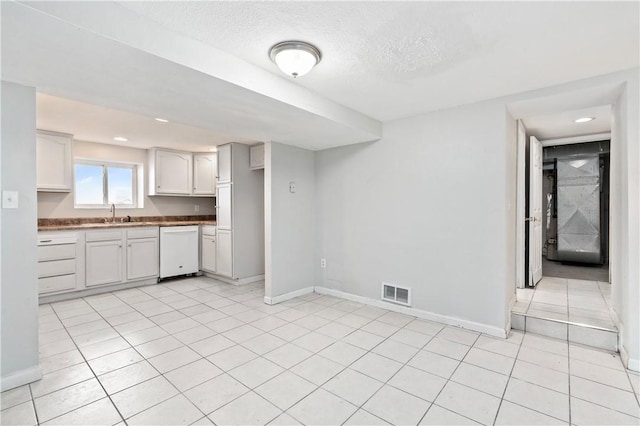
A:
193;153;217;196
250;144;265;170
148;148;193;195
37;130;73;192
217;144;232;183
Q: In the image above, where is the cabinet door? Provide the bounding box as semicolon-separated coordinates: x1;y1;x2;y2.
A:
156;150;192;194
193;153;217;195
37;131;72;192
201;235;216;273
216;183;232;230
86;240;123;287
250;144;265;170
217;144;232;183
216;230;232;278
127;238;159;280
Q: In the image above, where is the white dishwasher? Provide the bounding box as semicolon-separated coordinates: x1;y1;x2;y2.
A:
159;226;199;279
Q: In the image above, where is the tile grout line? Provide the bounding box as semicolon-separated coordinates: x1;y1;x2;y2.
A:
490;331;525;426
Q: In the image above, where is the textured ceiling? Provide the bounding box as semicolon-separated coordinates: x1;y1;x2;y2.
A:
4;1;638;150
119;1;640;121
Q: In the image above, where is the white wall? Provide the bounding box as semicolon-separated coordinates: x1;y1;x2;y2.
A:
1;81;41;390
265;142;315;302
315;100;513;335
37;139;215;218
611;72;640;369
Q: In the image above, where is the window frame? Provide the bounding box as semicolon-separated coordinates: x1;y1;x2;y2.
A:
74;159;138;209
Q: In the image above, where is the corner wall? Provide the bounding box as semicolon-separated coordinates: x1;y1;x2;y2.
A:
611;71;640;369
1;81;41;390
315;100;513;335
264;142;315;303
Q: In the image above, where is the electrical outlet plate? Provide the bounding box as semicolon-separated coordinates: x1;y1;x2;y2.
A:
320;258;326;268
2;190;19;209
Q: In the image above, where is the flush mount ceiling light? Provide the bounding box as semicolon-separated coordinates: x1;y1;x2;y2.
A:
155;118;169;123
269;41;321;78
113;136;128;142
574;117;595;123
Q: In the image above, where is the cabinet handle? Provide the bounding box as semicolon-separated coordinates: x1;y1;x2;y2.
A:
128;244;132;247
118;245;122;248
39;239;52;243
157;186;160;189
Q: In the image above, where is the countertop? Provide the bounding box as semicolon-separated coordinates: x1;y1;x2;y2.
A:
37;215;216;232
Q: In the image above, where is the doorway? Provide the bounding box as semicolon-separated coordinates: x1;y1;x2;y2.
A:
516;130;616;331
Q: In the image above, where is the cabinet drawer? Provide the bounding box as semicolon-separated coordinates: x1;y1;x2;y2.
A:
201;225;216;236
38;259;75;278
39;274;76;294
86;230;122;242
38;244;76;261
127;228;159;239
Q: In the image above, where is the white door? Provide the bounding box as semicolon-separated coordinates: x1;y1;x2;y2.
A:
193;153;217;195
216;183;232;230
127;238;159;280
217;144;232;183
529;136;543;286
201;235;216;273
156;150;192;194
86;240;123;286
216;229;233;278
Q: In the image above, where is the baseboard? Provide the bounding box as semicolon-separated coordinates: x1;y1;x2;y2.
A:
39;278;158;304
627;357;640;372
314;286;506;338
1;365;42;392
264;287;314;305
204;273;265;286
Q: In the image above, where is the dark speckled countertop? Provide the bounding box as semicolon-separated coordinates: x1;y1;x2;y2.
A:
38;215;216;231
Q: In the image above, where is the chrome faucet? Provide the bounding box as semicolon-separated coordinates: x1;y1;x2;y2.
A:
109;203;116;223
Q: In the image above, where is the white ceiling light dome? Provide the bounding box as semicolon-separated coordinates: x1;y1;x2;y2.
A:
269;41;321;78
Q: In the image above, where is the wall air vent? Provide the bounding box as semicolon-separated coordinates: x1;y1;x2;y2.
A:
381;282;411;307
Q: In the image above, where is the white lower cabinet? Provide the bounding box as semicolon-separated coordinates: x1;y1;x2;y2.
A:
86;240;124;287
216;229;233;278
127;238;159;280
38;227;159;297
201;225;217;273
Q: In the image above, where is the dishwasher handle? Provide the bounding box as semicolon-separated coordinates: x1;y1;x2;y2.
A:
161;228;198;234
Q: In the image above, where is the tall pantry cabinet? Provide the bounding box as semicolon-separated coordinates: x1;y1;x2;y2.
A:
215;143;264;282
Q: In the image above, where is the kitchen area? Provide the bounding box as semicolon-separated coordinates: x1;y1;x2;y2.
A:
35;94;266;304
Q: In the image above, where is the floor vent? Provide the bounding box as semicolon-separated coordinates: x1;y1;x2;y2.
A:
381;282;411;307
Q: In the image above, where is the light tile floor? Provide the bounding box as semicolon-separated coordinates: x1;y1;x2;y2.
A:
514;276;616;330
2;276;639;426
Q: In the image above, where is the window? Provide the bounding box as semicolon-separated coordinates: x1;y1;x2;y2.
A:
74;161;138;208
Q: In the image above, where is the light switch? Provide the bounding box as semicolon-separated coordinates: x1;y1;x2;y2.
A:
2;190;19;209
289;181;296;193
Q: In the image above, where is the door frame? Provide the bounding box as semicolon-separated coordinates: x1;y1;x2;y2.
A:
515;128;612;288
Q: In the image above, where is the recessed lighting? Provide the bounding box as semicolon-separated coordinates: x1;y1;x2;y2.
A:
574;117;594;123
113;136;128;142
155;118;169;123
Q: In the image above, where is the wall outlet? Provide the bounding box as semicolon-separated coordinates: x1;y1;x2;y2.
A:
194;204;200;212
289;181;296;193
320;258;326;268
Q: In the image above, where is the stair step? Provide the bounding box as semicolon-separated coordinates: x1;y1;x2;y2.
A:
511;312;618;352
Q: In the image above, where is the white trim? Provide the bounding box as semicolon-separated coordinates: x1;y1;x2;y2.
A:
264;286;314;305
203;273;265;286
627;357;640;373
541;132;611;147
314;286;507;338
1;365;42;392
516;120;527;289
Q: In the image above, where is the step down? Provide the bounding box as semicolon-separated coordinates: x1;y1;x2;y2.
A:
511;312;618;352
